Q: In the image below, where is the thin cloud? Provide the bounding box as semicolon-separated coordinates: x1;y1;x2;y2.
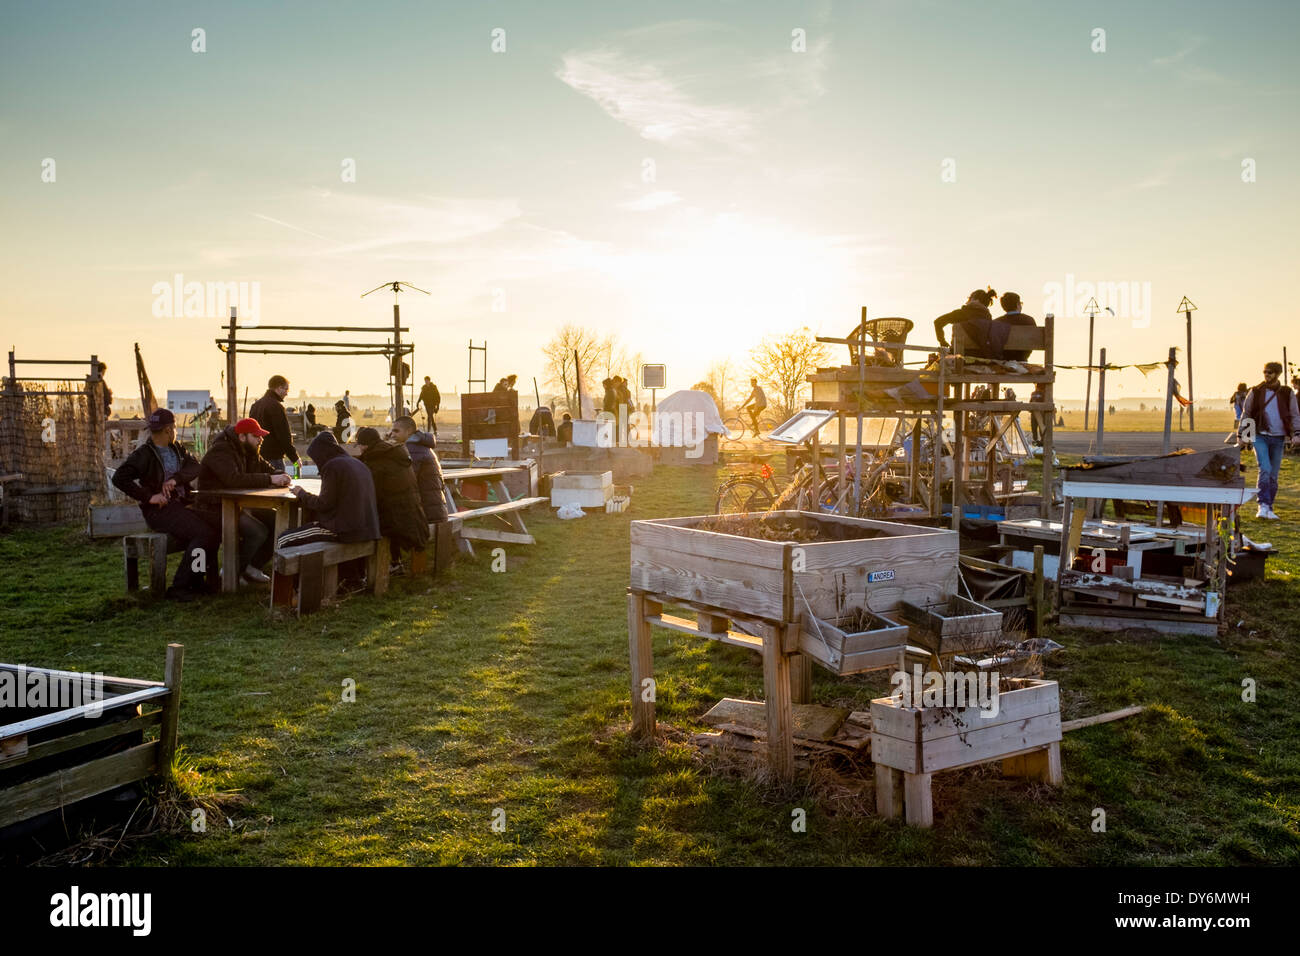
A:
619;190;681;211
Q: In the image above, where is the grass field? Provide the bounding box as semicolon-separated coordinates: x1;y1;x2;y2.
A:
1054;409;1236;433
1;452;1298;865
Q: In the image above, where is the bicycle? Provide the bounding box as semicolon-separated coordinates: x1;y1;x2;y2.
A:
721;412;778;443
713;453;848;515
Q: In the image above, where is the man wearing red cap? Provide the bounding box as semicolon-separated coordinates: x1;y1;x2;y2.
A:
198;417;291;584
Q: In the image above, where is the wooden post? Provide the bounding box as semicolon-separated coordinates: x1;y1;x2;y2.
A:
762;629;795;781
951;404;964;530
158;643;184;773
225;308;238;426
875;763;904;818
1156;347;1177;527
1033;544;1045;636
854;308;865;514
1041;313;1055;519
1084;309;1095;431
904;772;934;827
628;591;655;737
1185;304;1195;431
790;652;812;706
1095;348;1106;457
221;498;240;593
837;410;846;506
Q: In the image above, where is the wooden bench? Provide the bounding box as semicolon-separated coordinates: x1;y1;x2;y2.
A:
449;497;547;547
123;532;182;596
271;538;390;614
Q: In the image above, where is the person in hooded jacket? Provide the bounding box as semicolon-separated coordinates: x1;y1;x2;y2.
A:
389;415;449;523
278;431;380;548
198;418;291;584
354;426;430;555
933;288;1007;359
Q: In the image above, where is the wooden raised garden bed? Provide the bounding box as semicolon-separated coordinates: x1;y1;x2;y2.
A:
870;677;1062;827
0;645;183;833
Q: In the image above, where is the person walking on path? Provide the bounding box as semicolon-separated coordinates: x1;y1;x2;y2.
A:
416;376;441;435
250;374;300;473
1226;382;1249;446
1240;362;1300;519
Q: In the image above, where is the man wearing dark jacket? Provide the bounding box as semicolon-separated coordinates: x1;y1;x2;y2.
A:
111;407;218;600
416;376;441;434
390;415;449;523
993;292;1038;361
1241;362;1300;520
249;375;300;473
278;431;380;547
355;426;430;555
198;418;292;584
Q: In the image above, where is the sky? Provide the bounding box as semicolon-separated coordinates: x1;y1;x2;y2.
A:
1;0;1297;408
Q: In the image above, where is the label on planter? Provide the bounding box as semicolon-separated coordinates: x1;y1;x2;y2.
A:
868;569;895;583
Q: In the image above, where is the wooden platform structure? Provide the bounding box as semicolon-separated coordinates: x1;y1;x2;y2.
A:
810;313;1054;524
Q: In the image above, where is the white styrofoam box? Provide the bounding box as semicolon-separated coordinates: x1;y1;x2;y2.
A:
471;437;510;458
550;470;614;509
571;418;614;448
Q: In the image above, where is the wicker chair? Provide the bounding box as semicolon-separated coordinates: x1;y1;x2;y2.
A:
847;317;914;367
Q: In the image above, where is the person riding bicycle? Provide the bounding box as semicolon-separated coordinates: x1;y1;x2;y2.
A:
740;378;768;437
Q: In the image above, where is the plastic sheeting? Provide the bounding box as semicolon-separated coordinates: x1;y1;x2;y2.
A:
651;389;726;447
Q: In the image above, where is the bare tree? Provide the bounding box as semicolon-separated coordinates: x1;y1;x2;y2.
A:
542;325;610;415
705;358;740;415
749;327;831;420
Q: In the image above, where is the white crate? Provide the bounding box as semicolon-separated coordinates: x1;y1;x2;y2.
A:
550;470;613;508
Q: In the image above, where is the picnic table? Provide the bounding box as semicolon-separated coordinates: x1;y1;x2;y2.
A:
196;479;320;593
441;466;545;551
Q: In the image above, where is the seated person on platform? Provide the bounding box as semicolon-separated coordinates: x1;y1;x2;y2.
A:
278;431;380;549
112;407;218;602
389;415;449;523
529;405;556;439
354;426;430;559
934;288;1006;359
993;291;1038;361
557;412;573;446
198;417;292;585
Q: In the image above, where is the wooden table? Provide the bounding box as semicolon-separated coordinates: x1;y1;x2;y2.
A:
441;467;542;553
196;479;320;592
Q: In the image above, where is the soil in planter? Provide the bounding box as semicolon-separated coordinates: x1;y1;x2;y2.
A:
835;607;877;633
694;513;886;544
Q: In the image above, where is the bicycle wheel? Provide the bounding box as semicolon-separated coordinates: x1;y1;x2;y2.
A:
722;416;747;442
714;477;775;514
757;417;778;436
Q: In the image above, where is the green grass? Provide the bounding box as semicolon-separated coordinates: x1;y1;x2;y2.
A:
1;454;1297;865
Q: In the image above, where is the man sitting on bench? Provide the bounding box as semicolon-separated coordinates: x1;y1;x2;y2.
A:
993;291;1038;361
111;407;219;602
355;426;430;565
198;417;292;585
280;431;380;549
389;415;449;523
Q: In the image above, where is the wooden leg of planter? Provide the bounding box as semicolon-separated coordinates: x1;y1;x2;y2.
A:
1004;742;1063;785
763;631;795;781
903;772;934;827
875;764;904;819
1033;545;1045;636
158;643;184;773
790;652;812;705
628;591;656;738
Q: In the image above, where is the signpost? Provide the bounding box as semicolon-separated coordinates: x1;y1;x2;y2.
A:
1083;297;1100;431
641;364;666;416
1178;296;1197;431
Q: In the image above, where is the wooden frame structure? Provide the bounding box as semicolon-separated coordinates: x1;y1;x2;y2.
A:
215;308;413;426
0;644;184;831
809;312;1055;523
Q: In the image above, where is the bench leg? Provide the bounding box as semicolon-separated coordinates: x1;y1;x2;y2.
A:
124;541;139;592
322;563;339;603
271;570;296;608
903;772;934;827
149;538;168;593
410;549;428;575
297;549;326;614
875;764;904;819
368;538;390;596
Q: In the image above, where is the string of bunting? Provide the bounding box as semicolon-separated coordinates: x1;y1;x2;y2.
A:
1053;359;1175;374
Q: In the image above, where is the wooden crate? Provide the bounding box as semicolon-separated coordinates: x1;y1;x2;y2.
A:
630;510;959;625
0;645;184;832
870;677;1062;826
550;470;613;508
898;595;1003;656
800;609;910;675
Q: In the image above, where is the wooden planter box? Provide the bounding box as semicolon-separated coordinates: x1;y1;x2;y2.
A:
898;595;1003;656
870;677;1062;827
630;511;958;625
801;609;909;675
550;470;613;509
0;645;184;833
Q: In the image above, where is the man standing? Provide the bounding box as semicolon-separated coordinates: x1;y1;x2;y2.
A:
198;417;292;584
740;377;768;437
250;375;300;473
278;431;380;548
416;376;441;434
111;408;219;601
1240;362;1300;519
